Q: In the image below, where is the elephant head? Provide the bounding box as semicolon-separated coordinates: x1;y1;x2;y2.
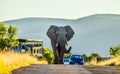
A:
47;25;74;64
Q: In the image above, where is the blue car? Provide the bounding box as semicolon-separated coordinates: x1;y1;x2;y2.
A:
70;54;84;65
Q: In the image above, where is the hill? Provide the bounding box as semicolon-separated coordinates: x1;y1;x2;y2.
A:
4;14;120;57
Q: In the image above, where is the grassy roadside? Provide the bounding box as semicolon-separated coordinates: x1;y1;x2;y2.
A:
85;56;120;66
0;51;47;74
96;56;120;66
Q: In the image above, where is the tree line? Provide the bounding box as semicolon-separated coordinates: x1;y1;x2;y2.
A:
43;44;120;64
82;44;120;62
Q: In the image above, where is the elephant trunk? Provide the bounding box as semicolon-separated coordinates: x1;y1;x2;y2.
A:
64;46;71;53
56;38;71;53
56;42;71;53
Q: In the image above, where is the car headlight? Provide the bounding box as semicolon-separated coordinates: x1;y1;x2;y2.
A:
82;60;84;63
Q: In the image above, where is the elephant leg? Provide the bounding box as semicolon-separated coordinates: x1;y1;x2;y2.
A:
59;49;64;64
51;41;59;64
59;58;64;64
53;49;59;64
56;46;64;64
54;49;60;64
54;55;59;64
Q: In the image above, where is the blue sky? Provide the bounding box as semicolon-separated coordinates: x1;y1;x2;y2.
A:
0;0;120;22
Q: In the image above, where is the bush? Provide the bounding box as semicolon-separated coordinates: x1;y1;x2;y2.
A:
43;48;54;64
109;45;120;57
107;62;116;66
64;53;72;58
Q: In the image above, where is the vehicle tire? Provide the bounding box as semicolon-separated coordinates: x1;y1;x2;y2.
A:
74;63;79;65
70;62;73;64
79;63;84;65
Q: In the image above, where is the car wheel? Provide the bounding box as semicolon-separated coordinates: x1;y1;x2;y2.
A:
79;63;84;65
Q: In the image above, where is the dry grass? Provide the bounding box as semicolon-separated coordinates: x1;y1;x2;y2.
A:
0;51;48;74
85;57;97;65
96;56;120;66
85;56;120;66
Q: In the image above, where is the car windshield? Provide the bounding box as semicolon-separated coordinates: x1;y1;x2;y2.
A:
64;60;69;62
72;55;82;59
63;59;69;62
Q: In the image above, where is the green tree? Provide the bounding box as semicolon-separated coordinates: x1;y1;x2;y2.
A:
82;54;89;62
0;22;7;38
89;53;100;59
43;48;54;64
7;25;19;47
109;45;120;57
0;22;19;49
0;23;7;49
89;53;100;63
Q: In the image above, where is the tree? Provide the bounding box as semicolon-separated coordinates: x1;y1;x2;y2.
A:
43;48;54;64
89;53;100;59
88;53;100;63
0;23;7;49
0;22;19;49
7;25;19;47
0;22;6;38
109;45;120;57
82;54;89;62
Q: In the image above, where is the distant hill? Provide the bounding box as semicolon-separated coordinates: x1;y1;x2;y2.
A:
4;14;120;57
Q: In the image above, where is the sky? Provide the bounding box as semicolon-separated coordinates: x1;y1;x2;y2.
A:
0;0;120;22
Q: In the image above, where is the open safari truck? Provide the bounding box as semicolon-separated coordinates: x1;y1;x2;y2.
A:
14;38;43;57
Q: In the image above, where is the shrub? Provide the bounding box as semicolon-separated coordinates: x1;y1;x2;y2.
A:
109;45;120;57
43;48;54;64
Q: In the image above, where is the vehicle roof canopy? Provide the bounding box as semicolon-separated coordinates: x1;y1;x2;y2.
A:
18;38;43;42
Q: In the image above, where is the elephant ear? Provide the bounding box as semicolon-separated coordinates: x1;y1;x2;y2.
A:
65;26;74;41
47;25;57;41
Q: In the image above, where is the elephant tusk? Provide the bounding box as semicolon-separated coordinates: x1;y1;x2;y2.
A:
56;42;59;47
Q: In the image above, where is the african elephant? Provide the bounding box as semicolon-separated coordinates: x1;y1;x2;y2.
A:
47;25;74;64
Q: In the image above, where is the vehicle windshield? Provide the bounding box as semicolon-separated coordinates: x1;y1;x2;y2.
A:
64;59;69;62
71;55;82;59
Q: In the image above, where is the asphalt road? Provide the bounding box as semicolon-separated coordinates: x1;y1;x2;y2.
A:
12;64;120;74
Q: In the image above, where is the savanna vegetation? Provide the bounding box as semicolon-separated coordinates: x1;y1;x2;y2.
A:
109;44;120;57
0;22;120;74
0;22;48;74
0;51;47;74
43;48;54;64
84;44;120;66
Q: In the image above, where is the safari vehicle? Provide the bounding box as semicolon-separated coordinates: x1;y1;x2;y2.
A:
14;38;43;57
70;54;84;65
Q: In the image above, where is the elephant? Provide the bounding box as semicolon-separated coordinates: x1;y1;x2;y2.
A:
47;25;74;64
